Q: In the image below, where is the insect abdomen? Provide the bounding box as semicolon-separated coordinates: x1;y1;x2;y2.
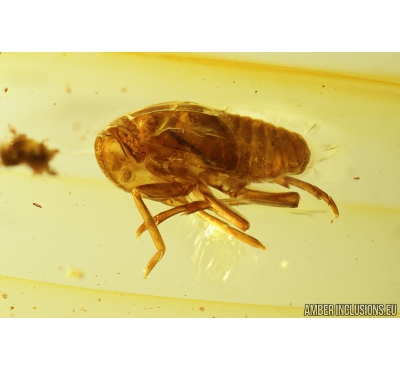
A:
227;114;311;181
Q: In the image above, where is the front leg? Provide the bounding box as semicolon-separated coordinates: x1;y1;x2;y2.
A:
132;182;194;279
132;189;165;279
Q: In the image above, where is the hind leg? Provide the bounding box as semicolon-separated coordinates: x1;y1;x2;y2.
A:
275;176;339;218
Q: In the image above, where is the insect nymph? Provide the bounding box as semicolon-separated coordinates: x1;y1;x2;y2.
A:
95;102;339;279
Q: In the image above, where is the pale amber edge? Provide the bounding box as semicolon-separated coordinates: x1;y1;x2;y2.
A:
2;274;397;318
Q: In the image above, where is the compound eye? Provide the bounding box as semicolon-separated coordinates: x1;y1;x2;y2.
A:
118;168;135;184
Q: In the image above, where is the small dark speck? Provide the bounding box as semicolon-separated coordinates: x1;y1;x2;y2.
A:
199;307;205;311
322;85;325;88
95;92;99;95
54;102;56;105
4;87;8;93
33;203;42;208
354;177;360;180
233;81;235;83
255;90;257;93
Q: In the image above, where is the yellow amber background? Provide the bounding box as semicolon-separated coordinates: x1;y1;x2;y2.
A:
1;53;399;317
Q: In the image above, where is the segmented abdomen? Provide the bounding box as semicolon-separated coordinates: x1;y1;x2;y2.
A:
226;114;311;181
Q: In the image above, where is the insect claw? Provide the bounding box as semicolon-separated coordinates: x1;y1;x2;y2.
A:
143;250;165;279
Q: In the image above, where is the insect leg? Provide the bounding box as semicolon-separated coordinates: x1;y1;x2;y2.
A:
276;176;339;218
234;188;300;208
132;182;195;279
136;200;210;237
167;167;252;231
197;211;266;250
198;183;250;231
198;169;299;209
137;186;301;239
137;195;290;236
132;189;166;279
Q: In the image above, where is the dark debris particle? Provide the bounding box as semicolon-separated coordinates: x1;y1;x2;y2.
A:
33;203;42;208
4;87;8;93
0;126;59;175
